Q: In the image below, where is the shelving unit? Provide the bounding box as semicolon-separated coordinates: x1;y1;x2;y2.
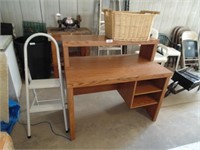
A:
132;78;167;119
118;78;167;112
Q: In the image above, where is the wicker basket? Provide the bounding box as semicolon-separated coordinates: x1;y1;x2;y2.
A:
103;9;159;41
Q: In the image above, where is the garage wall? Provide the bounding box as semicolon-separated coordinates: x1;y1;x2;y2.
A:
129;0;200;36
0;0;23;36
0;0;199;37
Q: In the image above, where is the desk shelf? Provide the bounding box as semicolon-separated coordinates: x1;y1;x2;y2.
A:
120;78;167;109
131;95;158;108
131;78;167;110
135;80;163;95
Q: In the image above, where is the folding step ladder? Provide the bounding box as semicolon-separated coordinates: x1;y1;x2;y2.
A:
24;33;68;138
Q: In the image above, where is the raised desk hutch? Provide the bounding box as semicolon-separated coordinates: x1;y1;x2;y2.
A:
47;27;91;77
61;35;172;140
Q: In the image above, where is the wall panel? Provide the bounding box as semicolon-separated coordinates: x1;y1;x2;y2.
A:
77;0;95;32
185;0;200;34
19;0;42;22
59;0;77;18
129;0;200;36
0;0;23;36
41;0;60;27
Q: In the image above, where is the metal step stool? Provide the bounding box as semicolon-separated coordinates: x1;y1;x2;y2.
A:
24;33;68;138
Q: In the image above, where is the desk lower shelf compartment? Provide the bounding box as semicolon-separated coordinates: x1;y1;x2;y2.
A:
131;94;159;108
118;78;166;109
131;78;166;108
135;78;166;95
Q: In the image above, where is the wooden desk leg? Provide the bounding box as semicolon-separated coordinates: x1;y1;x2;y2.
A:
51;41;59;78
63;45;70;67
67;88;76;140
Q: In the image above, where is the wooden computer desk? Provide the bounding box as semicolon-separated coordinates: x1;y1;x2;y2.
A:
62;35;172;140
47;27;91;77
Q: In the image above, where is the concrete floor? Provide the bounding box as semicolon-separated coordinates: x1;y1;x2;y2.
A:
10;79;200;149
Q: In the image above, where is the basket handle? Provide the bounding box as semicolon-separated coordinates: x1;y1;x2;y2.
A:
140;10;160;14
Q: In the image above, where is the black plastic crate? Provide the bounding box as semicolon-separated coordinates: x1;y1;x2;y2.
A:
172;69;200;91
165;68;200;97
172;69;200;90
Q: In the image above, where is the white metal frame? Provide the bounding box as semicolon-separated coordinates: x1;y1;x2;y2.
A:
135;28;168;66
152;28;181;70
98;46;122;56
158;44;181;70
24;33;68;138
149;28;169;66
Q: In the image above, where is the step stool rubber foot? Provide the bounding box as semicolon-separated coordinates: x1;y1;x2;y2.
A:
27;136;31;139
66;129;70;133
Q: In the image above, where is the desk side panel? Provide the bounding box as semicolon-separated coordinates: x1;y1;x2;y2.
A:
139;44;157;61
117;82;136;108
144;76;171;121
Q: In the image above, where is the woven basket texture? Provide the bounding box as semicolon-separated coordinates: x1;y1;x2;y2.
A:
104;10;157;41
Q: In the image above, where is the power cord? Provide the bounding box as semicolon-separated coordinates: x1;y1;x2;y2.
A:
18;120;70;140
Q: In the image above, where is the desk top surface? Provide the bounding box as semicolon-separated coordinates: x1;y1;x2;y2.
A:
65;55;172;88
